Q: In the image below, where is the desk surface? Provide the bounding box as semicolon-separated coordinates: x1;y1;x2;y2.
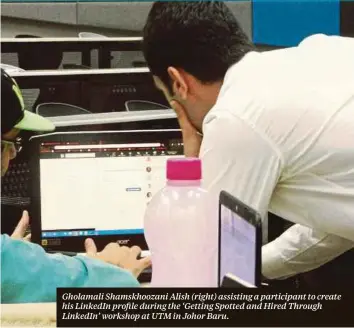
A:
48;110;177;127
1;37;143;54
1;302;57;327
11;67;152;88
1;37;142;43
10;67;149;77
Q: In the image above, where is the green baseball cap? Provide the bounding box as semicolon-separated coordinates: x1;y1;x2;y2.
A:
1;68;55;134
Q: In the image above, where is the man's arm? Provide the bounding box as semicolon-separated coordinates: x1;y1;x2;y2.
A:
262;224;354;279
200;111;353;279
1;234;139;304
200;111;282;239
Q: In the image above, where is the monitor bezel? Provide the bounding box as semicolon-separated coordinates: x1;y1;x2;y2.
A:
29;129;182;253
218;190;262;287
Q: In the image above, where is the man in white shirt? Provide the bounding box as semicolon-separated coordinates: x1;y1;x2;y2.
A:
142;1;354;280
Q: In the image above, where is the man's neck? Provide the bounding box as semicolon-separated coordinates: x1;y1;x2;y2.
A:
201;81;223;109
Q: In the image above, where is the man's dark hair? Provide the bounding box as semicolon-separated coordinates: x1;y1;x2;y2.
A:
143;1;254;92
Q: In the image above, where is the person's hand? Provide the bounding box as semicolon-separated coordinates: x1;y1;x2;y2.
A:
170;100;202;157
11;210;31;241
84;238;151;278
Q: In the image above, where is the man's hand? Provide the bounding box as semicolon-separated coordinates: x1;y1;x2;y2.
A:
170;100;202;157
85;238;151;278
11;210;31;241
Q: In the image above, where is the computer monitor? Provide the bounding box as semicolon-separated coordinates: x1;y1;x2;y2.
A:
29;130;183;252
1;110;179;228
218;191;262;287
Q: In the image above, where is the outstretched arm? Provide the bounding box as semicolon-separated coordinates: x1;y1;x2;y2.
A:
1;234;141;304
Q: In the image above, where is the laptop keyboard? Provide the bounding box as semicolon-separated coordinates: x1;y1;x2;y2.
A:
1;161;31;206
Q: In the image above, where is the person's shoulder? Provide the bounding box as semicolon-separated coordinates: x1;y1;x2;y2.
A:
299;33;329;46
220;49;291;104
299;33;354;47
223;51;265;86
206;52;273;128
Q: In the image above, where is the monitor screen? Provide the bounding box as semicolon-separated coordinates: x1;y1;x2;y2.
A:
220;204;257;286
37;132;183;247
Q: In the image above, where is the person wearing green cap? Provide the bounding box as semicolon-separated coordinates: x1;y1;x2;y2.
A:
1;69;150;303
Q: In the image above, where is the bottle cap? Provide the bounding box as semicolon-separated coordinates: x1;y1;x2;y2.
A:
167;158;201;181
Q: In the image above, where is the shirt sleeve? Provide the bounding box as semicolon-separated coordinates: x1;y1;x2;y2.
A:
200;111;354;280
262;224;354;279
1;234;140;304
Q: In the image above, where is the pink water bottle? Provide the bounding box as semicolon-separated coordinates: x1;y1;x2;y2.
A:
144;158;218;287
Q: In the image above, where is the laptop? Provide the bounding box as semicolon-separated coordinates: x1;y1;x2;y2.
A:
29;130;183;272
218;191;262;288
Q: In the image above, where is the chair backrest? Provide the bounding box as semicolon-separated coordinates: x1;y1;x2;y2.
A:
78;32;108;38
0;63;25;73
62;63;90;70
15;35;63;70
21;89;41;112
36;103;91;117
78;32;111;68
125;100;170;112
0;63;39;113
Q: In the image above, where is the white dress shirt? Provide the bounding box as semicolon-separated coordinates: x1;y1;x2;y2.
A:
200;34;354;279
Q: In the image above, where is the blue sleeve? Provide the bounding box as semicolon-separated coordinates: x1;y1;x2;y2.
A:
1;234;140;304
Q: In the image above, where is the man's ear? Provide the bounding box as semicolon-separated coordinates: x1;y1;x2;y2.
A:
167;67;188;101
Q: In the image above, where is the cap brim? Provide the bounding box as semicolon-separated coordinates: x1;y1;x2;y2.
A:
14;110;55;132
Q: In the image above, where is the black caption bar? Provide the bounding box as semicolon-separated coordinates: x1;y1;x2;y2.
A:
57;288;353;327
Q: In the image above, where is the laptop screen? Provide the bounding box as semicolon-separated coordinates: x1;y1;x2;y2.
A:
35;131;183;249
220;204;257;286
